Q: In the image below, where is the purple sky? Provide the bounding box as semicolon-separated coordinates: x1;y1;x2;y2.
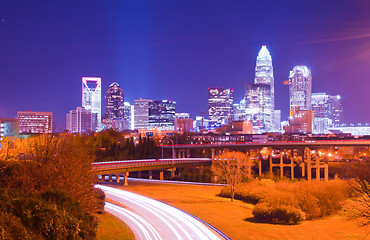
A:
1;0;370;131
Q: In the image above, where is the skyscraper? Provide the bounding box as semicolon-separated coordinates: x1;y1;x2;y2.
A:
289;66;312;111
311;93;343;133
245;83;272;133
254;45;275;112
134;99;153;130
148;100;176;130
82;77;102;126
102;82;124;130
103;82;124;120
311;93;330;133
208;88;233;124
328;95;343;126
123;102;134;130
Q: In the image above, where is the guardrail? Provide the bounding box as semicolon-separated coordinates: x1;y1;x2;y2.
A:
92;158;212;171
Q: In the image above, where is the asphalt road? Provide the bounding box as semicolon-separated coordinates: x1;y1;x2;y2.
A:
96;185;227;240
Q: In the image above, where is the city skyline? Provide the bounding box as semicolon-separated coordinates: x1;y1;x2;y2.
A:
1;1;370;130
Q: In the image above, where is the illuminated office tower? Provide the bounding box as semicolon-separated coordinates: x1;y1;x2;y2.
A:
148;100;176;130
208;88;233;124
123;102;134;130
245;83;272;133
311;93;343;133
66;107;97;133
254;45;275;113
311;93;330;133
328;95;343;126
82;77;102;126
134;99;153;130
289;66;312;111
17;111;52;134
102;82;124;130
104;82;124;120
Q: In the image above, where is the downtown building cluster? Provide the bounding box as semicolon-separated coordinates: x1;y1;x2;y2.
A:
65;77;189;134
207;45;344;135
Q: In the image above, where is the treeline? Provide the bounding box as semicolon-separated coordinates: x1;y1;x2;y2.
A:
82;129;161;162
0;135;105;239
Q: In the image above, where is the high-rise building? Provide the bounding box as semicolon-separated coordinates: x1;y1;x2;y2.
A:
123;102;134;130
254;45;275;113
134;99;153;130
289;66;312;111
148;100;176;130
17;111;52;134
208;88;233;124
328;95;343;126
245;83;272;133
312;93;330;133
66;107;97;133
311;93;343;133
102;82;124;130
82;77;102;127
103;82;124;120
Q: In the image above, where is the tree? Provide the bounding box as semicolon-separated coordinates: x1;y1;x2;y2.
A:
12;134;99;214
212;151;253;202
346;160;370;225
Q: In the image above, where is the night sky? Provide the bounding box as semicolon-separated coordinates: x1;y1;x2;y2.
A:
1;0;370;131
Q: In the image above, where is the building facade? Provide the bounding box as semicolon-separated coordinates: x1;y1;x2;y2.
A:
123;102;134;130
174;113;193;132
148;100;176;130
102;82;124;130
0;118;19;140
289;66;312;111
66;107;97;133
82;77;102;126
284;108;314;134
17;111;52;134
208;88;233;124
134;99;153;130
245;83;272;133
254;45;275;115
312;93;343;133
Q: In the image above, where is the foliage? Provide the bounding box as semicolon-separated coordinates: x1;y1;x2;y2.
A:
252;203;305;224
212;151;253;202
0;188;97;240
9;134;99;214
344;160;370;225
219;179;350;223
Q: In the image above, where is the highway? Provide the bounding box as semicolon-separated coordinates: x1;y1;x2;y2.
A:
96;185;227;240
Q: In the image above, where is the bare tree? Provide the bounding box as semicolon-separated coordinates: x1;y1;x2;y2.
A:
212;151;253;202
346;160;370;225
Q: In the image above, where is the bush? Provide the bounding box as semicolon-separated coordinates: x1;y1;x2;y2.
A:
252;203;305;224
218;179;351;223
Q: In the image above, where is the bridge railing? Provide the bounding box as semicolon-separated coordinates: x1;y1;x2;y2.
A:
92;158;212;171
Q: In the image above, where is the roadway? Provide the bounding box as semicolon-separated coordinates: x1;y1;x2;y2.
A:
96;184;228;240
162;139;370;149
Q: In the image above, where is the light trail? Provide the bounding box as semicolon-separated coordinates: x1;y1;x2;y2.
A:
105;202;162;240
96;185;227;240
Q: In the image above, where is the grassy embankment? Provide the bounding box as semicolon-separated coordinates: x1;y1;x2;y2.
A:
97;212;134;240
113;181;370;240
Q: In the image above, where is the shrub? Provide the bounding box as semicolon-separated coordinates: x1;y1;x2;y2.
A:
252;203;305;224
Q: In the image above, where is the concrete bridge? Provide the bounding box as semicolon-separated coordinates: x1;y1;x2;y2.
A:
161;139;370;181
93;158;211;186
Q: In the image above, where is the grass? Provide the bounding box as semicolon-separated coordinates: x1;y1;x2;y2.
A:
96;212;135;240
109;181;370;240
